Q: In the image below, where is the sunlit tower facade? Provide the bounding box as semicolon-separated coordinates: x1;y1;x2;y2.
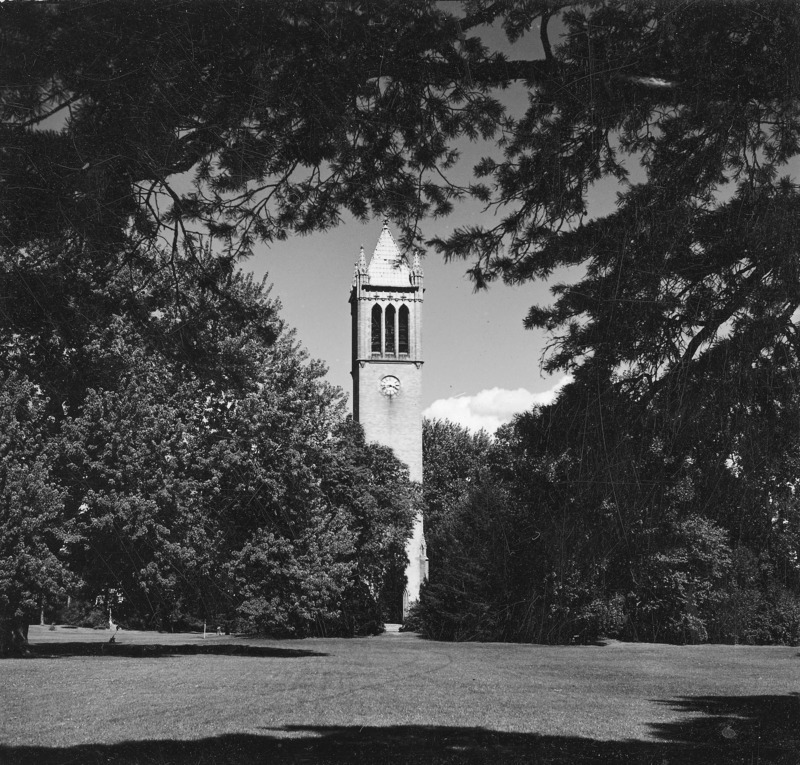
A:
350;220;427;617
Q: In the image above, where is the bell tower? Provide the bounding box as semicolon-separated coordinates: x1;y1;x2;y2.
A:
350;220;427;617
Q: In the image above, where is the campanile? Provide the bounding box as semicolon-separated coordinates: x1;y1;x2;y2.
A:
350;220;427;616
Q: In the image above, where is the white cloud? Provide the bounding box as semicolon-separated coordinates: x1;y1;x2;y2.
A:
423;376;572;433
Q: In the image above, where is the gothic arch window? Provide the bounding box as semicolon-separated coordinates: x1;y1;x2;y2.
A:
398;305;410;355
385;304;396;356
371;304;382;355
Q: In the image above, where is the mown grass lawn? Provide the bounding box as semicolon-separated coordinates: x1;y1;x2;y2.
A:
1;626;798;764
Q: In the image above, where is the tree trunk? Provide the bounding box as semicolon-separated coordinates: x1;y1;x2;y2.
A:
0;617;30;657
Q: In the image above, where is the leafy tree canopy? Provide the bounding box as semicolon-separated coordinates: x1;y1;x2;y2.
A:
4;0;800;647
422;418;491;560
4;0;797;387
1;0;503;258
0;239;414;650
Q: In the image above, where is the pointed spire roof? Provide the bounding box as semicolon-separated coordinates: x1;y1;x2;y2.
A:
366;219;413;287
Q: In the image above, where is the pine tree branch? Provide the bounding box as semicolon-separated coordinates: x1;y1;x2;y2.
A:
13;95;81;129
458;2;509;32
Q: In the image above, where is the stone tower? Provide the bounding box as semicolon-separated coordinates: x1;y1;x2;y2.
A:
350;220;427;616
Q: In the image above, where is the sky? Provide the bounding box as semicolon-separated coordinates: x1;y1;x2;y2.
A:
242;14;800;434
23;7;800;435
246;207;574;432
246;19;585;433
31;14;567;433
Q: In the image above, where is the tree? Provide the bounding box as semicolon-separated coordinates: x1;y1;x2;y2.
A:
0;229;415;647
5;1;798;308
317;418;417;630
0;376;71;656
57;364;220;631
417;477;523;642
422;418;491;569
420;349;800;643
1;0;503;261
4;0;800;644
419;1;800;644
419;411;624;644
11;0;797;392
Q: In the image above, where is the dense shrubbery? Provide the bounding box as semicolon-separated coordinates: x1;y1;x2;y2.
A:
4;0;800;650
0;245;413;652
410;0;800;646
57;601;108;630
419;413;800;646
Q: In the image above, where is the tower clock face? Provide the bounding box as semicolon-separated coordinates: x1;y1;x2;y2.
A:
380;375;401;397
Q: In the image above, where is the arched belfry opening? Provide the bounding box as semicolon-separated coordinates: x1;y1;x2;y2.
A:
385;304;396;357
349;221;427;621
399;305;410;356
371;304;382;355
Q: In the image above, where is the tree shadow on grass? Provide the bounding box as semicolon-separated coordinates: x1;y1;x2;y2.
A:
2;695;798;765
26;642;326;659
650;693;800;763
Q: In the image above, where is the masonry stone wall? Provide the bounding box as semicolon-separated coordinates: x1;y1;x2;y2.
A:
350;222;427;616
357;361;422;482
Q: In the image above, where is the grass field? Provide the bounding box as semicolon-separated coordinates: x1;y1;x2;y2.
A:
1;626;798;764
